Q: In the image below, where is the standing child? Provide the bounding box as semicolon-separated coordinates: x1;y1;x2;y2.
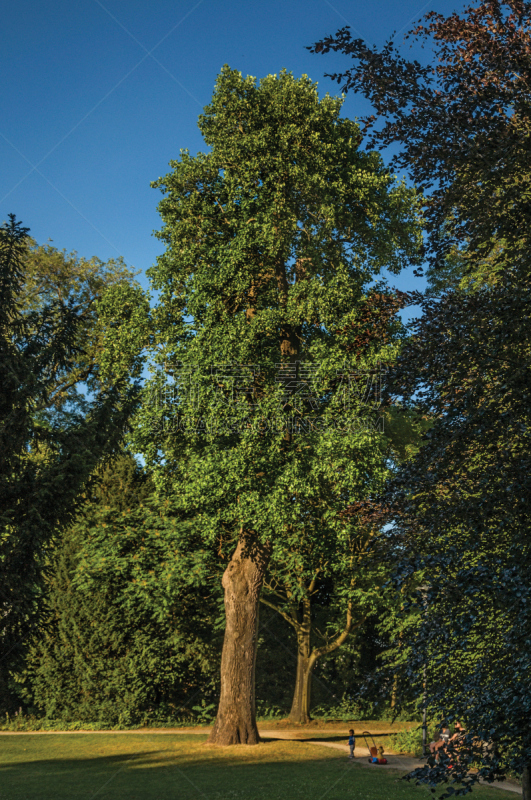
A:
348;729;356;760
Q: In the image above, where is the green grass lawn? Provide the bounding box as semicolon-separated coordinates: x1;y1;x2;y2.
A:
0;733;512;800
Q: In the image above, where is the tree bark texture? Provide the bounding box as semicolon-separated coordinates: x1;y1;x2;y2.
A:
207;535;270;745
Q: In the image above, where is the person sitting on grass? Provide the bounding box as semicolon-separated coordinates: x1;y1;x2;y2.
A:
348;729;356;760
449;722;467;760
439;722;468;770
429;725;450;760
450;721;466;744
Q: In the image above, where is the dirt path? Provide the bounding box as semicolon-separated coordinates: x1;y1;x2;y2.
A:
295;740;521;794
0;724;397;737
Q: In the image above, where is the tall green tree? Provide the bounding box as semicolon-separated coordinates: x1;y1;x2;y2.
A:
136;66;422;744
311;2;531;794
0;216;146;710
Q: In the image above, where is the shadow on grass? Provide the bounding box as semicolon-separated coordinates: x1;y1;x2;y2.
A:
261;731;392;743
0;734;511;800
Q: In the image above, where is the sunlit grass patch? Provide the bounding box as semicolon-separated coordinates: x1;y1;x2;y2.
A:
0;733;512;799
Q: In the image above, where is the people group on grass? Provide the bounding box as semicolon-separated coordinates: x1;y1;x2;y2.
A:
429;722;467;763
346;721;466;764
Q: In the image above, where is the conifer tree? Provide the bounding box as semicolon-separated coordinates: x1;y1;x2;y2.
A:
0;217;145;709
23;455;221;725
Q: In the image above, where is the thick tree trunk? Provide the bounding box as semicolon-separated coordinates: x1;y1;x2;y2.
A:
523;765;531;800
207;535;269;745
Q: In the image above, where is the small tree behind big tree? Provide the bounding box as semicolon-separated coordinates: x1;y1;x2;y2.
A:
139;66;421;745
261;525;383;725
260;290;423;725
24;455;223;727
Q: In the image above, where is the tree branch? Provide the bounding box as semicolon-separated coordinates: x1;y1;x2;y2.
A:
260;595;299;629
310;604;365;664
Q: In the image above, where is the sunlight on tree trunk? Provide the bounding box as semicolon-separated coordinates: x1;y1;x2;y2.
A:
207;535;270;745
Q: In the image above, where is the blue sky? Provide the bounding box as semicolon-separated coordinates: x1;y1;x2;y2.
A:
1;0;459;298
